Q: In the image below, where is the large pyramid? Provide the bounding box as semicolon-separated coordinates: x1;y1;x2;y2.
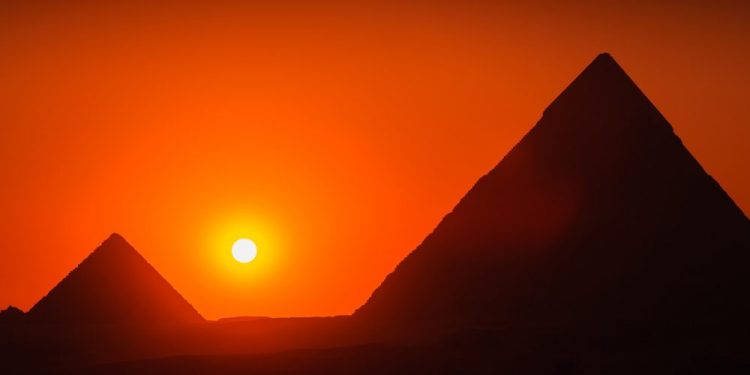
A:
356;54;750;339
27;233;203;326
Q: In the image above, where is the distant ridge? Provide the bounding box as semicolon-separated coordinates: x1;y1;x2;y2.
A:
27;233;203;325
356;53;750;340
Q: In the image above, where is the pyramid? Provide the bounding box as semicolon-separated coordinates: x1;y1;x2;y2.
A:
27;233;203;326
355;54;750;337
0;306;24;324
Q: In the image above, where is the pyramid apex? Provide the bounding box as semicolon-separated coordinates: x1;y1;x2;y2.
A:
104;232;126;242
106;232;125;240
586;52;624;73
100;232;133;249
542;52;650;123
581;52;626;76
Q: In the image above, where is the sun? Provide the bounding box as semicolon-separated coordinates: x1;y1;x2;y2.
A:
231;238;257;263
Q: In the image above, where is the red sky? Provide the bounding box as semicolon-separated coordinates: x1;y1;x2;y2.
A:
1;1;748;320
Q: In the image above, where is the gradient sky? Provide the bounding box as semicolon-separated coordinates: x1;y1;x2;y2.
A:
1;1;748;319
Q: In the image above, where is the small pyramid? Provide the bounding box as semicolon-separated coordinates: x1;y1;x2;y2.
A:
28;233;203;326
356;53;750;337
0;305;24;323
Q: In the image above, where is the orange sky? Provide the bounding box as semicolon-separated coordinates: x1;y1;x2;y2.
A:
1;1;748;320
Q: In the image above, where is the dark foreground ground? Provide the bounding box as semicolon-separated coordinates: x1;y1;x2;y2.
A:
3;318;740;375
4;315;750;374
74;330;750;375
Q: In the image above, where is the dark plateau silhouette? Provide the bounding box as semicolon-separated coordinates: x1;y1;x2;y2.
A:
2;53;749;374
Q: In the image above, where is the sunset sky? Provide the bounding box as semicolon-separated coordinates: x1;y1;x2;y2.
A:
1;1;748;320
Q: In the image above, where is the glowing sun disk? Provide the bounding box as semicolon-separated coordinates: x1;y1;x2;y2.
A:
232;238;257;263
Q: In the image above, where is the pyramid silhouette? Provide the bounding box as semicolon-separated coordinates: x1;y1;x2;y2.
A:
27;233;203;326
356;54;750;338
